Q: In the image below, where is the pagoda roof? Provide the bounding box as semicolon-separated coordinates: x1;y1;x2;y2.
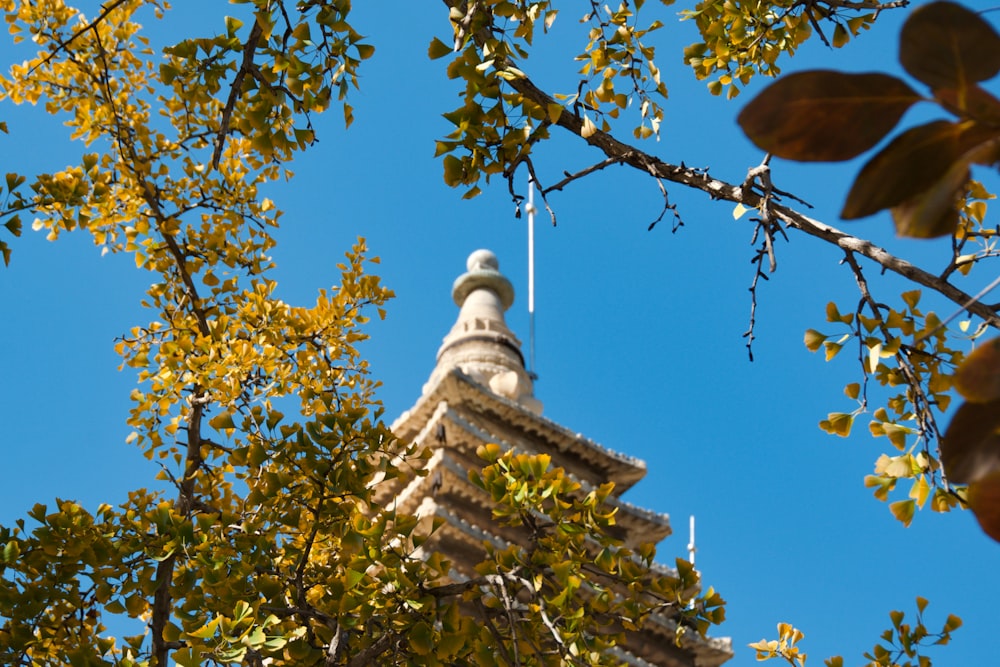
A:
393;367;650;494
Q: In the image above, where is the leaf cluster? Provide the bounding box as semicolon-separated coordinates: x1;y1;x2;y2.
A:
682;0;881;98
752;598;961;667
470;445;725;662
431;0;672;201
739;2;1000;238
804;291;974;524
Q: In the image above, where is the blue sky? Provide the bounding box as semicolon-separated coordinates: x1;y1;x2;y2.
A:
1;1;998;664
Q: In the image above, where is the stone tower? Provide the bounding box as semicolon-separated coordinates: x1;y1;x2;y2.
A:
384;250;732;666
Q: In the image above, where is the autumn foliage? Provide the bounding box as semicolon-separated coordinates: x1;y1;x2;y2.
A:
1;0;998;665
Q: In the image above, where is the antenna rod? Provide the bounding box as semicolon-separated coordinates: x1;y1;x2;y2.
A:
688;515;696;566
527;177;537;377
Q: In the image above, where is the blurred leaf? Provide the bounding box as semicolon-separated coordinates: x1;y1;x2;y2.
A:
935;85;1000;125
954;337;1000;402
409;620;434;655
940;399;1000;484
738;71;919;161
967;470;1000;543
889;160;968;238
842;120;998;224
899;1;1000;90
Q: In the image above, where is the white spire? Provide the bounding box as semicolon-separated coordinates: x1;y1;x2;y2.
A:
423;250;542;414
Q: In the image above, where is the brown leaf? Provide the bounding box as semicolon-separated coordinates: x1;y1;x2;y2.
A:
935;85;1000;126
940;399;1000;484
968;471;1000;543
737;71;920;162
842;120;999;222
889;159;968;238
955;337;1000;403
899;2;1000;90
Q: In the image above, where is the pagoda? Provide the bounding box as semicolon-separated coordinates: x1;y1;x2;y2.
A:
384;250;732;666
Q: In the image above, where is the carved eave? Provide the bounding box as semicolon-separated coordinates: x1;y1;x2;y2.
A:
379;430;671;549
393;368;649;492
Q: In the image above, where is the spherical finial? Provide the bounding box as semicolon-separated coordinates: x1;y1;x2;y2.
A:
452;249;514;310
467;249;499;273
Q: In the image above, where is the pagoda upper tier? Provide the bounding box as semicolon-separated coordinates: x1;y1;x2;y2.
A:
381;250;732;667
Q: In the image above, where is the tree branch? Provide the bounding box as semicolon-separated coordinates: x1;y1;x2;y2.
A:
497;71;1000;329
212;20;265;170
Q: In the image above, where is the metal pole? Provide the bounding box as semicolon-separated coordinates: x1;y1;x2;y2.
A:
688;515;696;566
527;178;537;378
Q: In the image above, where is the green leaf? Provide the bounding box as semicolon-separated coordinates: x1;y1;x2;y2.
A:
428;37;452;60
409;620;434;655
173;648;201;667
345;568;365;591
738;71;920;161
442;154;464;186
209;412;236;431
188;616;221;640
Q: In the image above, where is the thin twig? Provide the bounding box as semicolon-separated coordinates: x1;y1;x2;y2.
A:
543;157;621;194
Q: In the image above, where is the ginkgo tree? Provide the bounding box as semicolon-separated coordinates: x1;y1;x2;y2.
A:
0;1;723;666
2;0;998;665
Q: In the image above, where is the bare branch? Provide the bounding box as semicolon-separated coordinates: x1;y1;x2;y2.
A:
346;633;396;667
543;157;621;194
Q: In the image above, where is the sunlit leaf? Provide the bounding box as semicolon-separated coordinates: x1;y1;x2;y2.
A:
738;71;919;161
820;412;853;437
803;329;826;352
889;499;915;526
